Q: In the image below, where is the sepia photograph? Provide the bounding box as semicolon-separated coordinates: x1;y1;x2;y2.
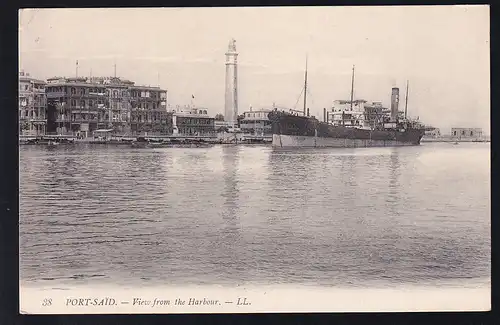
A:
18;5;490;314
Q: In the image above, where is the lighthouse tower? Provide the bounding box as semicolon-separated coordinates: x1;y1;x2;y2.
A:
224;39;238;128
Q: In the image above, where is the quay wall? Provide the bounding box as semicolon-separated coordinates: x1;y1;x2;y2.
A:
421;135;490;143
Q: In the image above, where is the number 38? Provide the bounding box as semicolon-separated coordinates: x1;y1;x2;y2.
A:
42;298;52;306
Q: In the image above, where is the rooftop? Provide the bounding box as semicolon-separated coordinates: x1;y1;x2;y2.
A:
19;71;46;84
46;76;166;91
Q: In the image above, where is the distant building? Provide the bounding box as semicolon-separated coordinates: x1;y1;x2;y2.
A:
451;127;482;139
238;109;272;135
424;127;441;137
362;101;389;129
172;106;215;136
328;99;370;128
19;71;47;135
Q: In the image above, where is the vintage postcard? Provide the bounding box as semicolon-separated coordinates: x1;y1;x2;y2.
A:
18;6;490;314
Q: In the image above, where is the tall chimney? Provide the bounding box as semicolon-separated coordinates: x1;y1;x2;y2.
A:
323;108;326;122
307;107;310;117
390;87;400;121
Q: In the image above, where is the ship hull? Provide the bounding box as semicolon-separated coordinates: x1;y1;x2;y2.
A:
268;111;424;149
273;134;419;148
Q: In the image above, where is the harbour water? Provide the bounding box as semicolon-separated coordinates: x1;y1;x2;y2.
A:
19;143;490;290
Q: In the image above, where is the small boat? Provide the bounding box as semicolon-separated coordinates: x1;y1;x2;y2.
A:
47;141;59;146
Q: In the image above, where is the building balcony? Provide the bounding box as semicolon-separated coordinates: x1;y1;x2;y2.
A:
46;92;66;98
56;118;100;123
27;117;47;122
70;109;100;114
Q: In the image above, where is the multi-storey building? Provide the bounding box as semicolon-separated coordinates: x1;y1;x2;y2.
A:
91;77;135;133
19;71;47;135
238;109;272;135
46;77;107;136
45;76;169;137
129;85;170;135
172;106;215;136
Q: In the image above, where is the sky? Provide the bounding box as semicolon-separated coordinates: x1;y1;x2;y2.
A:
19;6;490;134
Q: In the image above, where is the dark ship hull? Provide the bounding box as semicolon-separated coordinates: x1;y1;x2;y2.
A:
268;111;425;148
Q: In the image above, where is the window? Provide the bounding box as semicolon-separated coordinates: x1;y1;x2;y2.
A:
71;87;76;95
71;99;77;107
470;131;473;136
461;131;465;136
80;100;85;108
453;131;457;136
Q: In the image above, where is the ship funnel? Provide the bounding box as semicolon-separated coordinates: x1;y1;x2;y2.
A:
323;108;327;122
307;107;310;117
391;87;400;121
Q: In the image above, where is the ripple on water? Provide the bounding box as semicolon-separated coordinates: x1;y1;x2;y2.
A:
19;143;490;287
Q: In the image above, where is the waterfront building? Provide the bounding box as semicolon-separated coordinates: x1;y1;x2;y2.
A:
214;120;229;131
424;127;441;137
172;106;215;136
451;127;483;139
238;108;272;135
19;71;47;135
91;76;135;133
328;99;370;128
46;76;169;137
46;76;107;136
129;85;170;135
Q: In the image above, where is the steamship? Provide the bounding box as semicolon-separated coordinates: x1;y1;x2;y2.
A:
268;63;426;148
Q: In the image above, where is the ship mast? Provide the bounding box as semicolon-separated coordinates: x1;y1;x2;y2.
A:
350;65;355;110
303;55;308;116
344;65;355;127
404;80;409;120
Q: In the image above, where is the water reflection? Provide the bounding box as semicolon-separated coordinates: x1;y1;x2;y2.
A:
387;148;401;205
220;146;242;252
